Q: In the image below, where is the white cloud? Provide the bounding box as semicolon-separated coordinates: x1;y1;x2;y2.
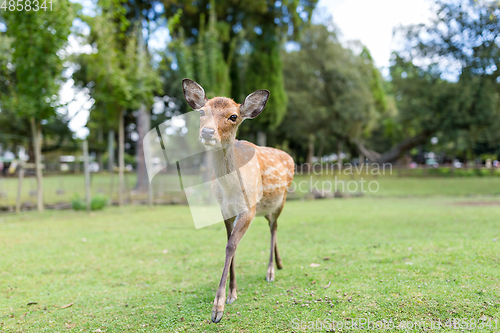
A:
317;0;433;72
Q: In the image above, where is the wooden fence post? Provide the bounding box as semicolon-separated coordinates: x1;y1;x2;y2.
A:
83;140;91;212
15;163;24;214
148;182;153;207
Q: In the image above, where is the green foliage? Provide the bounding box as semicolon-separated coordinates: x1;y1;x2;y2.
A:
358;50;500;163
452;168;475;177
1;0;75;158
381;0;500;160
164;0;318;131
425;167;500;178
168;2;231;98
245;37;288;130
279;24;377;157
91;194;108;210
360;47;388;116
427;167;452;177
73;0;161;127
389;56;460;137
71;194;108;211
164;0;317;44
401;0;500;77
2;0;74;121
71;195;87;211
0;35;14;100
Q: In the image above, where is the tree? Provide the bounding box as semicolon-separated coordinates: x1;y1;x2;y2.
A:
120;0;164;193
358;0;500;164
244;33;288;145
168;2;232;101
74;0;159;205
164;0;318;144
0;36;77;158
279;24;377;164
2;0;74;211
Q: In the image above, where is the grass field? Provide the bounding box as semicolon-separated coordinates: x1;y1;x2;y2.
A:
291;175;500;198
1;190;500;331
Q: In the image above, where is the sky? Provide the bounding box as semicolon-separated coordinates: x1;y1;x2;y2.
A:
317;0;433;71
64;0;434;137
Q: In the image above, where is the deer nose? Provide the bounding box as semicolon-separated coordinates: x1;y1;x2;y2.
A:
201;128;215;140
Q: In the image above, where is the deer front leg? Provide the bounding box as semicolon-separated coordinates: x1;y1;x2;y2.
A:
224;217;237;304
212;208;255;323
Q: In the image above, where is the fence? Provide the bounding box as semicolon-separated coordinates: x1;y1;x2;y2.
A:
294;163;500;178
2;158;500;213
0;137;189;212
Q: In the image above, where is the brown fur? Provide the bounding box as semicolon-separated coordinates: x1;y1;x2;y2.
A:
207;96;238;110
182;79;294;324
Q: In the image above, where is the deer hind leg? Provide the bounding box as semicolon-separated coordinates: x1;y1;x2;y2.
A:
224;217;237;304
212;209;254;323
265;208;283;282
274;235;283;270
274;192;290;270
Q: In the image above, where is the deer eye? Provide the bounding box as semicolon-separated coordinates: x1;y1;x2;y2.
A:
229;115;237;122
200;110;205;117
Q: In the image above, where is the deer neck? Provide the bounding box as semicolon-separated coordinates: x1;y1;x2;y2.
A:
210;143;238;180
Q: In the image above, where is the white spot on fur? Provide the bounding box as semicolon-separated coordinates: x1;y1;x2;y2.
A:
263;167;278;175
263;183;287;191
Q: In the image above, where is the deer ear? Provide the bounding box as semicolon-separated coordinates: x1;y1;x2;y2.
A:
240;90;270;119
182;78;208;109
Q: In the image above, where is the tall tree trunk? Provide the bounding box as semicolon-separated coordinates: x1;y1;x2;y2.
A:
108;130;114;173
451;139;457;176
337;140;343;172
118;110;125;206
306;133;315;172
30;117;43;212
355;130;431;164
257;130;267;147
97;128;104;172
135;104;150;192
317;139;325;161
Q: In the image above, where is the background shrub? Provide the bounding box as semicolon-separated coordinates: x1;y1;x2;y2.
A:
72;195;108;211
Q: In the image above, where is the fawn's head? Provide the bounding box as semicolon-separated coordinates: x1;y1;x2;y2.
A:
182;79;269;148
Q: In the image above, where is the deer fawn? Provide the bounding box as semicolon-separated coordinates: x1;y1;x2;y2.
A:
182;79;295;323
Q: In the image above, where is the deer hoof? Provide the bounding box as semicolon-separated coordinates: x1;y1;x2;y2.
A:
212;296;225;323
266;274;275;282
266;267;275;282
211;310;224;323
227;288;237;304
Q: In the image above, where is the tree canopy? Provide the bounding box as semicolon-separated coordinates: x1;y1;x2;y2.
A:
358;0;500;163
278;23;382;161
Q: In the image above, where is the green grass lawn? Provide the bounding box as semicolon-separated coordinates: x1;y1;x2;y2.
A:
1;196;500;332
290;175;500;199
